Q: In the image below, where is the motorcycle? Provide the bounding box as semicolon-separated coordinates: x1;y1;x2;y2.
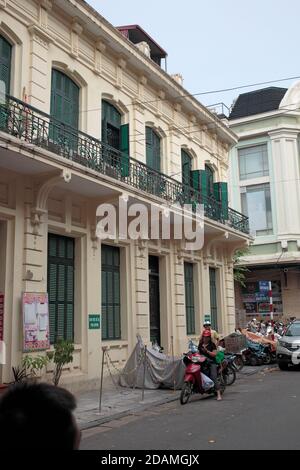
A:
260;343;276;364
231;352;245;371
180;351;226;405
243;341;267;366
222;355;238;385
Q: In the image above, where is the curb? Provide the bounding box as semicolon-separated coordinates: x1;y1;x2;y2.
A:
79;393;180;431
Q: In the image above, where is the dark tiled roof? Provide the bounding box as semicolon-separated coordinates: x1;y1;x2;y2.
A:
229;87;287;120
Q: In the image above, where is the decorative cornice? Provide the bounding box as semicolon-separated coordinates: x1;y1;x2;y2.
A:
72;18;84;35
38;0;52;11
27;24;53;45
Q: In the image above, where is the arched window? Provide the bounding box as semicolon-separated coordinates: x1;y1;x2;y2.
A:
205;164;214;197
146;127;161;172
102;100;121;149
0;35;12;94
50;69;79;129
181;149;192;186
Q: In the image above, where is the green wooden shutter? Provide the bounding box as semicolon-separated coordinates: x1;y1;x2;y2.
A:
214;182;228;220
51;70;79;127
101;245;121;340
192;170;207;199
120;123;130;177
184;263;196;335
209;267;218;331
146;127;161;172
181;150;192;186
205;165;214;197
48;234;74;344
0;35;12;95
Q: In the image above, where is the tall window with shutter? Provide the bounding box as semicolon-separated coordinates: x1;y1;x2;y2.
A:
48;234;75;344
146;127;161;172
181;150;192;187
209;267;218;331
0;35;12;94
101;245;121;340
205;164;214;198
184;262;196;335
50;70;79;128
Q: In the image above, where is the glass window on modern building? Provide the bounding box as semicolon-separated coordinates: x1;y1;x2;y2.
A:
184;262;196;335
238;144;269;180
241;183;273;236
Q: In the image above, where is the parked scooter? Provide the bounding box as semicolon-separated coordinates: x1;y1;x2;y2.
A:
180;351;226;405
222;355;238;385
243;341;267;366
260;343;277;364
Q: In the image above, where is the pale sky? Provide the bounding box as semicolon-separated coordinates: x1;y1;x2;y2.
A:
88;0;300;113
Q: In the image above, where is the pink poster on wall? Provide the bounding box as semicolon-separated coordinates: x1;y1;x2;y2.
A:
23;293;50;352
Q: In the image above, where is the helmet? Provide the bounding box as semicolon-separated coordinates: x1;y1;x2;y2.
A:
203;330;212;337
203;321;211;326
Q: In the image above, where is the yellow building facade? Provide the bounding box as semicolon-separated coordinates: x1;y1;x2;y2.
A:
0;0;250;391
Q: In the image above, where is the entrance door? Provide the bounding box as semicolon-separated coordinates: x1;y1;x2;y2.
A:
149;256;161;345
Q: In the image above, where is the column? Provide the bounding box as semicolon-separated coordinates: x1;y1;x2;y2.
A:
269;129;300;238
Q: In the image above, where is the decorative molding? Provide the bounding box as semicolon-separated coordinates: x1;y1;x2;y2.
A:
91;225;99;255
31;170;72;235
38;0;52;10
95;39;106;53
28;24;53;47
118;57;127;70
0;0;7;10
71;18;84;36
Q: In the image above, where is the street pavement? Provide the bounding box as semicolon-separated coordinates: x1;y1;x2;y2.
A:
81;365;300;450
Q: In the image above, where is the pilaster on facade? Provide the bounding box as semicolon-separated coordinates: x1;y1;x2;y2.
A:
70;18;84;59
268;129;300;237
27;23;52;109
134;240;149;343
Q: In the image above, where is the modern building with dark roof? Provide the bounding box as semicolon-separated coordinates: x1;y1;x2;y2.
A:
228;80;300;329
229;86;287;120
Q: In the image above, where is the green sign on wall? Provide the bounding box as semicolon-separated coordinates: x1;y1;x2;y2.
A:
89;314;101;330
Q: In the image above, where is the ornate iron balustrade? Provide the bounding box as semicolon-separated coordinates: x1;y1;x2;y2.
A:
0;95;249;234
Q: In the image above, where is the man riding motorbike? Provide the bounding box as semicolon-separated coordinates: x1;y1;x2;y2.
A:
198;330;222;401
199;321;220;345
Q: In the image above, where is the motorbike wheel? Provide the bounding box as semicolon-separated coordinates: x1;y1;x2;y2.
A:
233;355;244;372
224;365;236;386
263;353;272;365
249;356;258;367
180;382;192;405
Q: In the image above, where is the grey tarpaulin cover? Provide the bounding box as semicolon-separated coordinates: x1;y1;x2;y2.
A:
119;336;185;390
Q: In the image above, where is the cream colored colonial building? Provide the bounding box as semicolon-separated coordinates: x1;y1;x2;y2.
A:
0;0;249;391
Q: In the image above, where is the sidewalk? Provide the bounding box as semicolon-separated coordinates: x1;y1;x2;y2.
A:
75;382;179;430
75;365;272;430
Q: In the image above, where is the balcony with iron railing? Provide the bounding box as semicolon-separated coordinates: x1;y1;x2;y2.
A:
0;95;249;234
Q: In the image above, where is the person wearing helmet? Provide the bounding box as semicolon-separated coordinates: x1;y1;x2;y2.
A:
198;330;222;401
199;321;220;345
